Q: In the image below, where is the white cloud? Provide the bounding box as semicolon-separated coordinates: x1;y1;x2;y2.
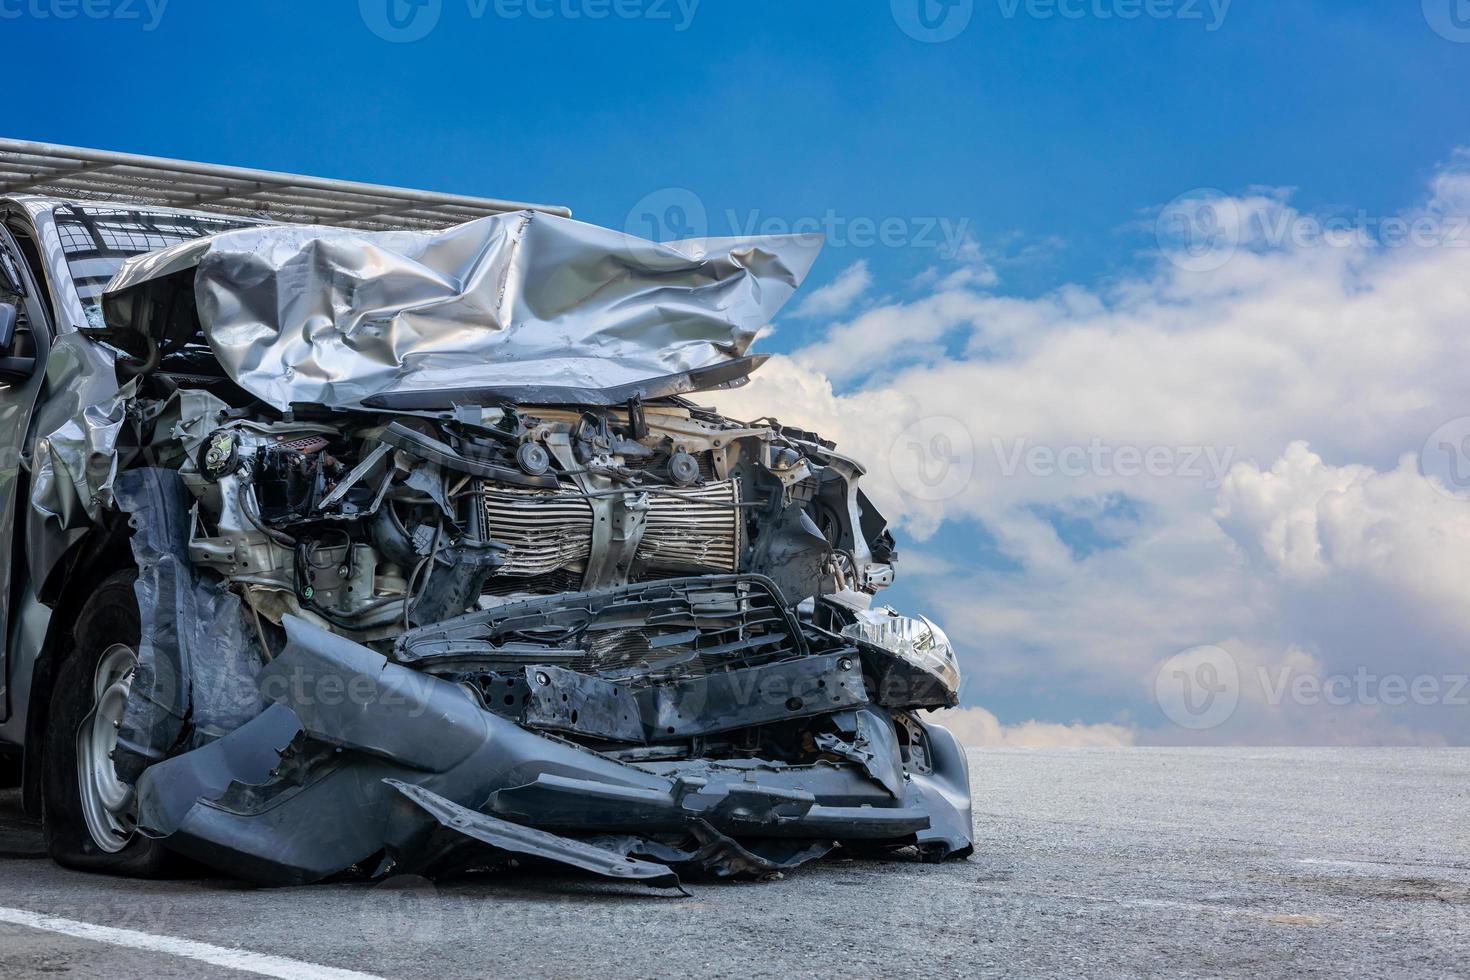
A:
927;707;1136;748
1216;444;1470;681
717;154;1470;745
791;260;872;318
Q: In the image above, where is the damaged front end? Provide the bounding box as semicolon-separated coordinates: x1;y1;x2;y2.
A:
52;212;972;887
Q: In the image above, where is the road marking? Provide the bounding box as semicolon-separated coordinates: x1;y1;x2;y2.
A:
0;906;390;980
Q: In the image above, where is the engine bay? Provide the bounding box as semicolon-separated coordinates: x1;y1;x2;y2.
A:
30;211;973;886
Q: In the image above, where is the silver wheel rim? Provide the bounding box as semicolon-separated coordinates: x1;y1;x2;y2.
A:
76;644;138;853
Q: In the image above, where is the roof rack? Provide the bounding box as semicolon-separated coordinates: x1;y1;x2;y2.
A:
0;138;572;231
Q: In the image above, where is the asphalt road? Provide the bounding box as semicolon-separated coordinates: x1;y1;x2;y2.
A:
1;748;1467;979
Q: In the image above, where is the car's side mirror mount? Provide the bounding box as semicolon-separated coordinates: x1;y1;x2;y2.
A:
0;301;36;383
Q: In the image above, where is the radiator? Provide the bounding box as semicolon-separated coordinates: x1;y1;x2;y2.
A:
482;480;741;579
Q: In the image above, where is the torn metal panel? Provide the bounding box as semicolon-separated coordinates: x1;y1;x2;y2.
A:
100;213;823;410
816;706;907;798
522;666;645;742
111;467;270;781
394;575;808;670
21;327;131;597
520;654;868;743
129;616;971;886
134;703;303;839
255;618;493;774
28;378;138;531
385;780;683;890
640;653;867;738
591;825;836;880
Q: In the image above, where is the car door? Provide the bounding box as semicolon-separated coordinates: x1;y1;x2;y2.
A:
0;222;51;723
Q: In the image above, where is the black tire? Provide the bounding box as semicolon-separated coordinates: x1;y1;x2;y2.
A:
43;569;173;875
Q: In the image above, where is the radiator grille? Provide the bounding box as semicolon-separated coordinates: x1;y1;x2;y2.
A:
482;487;594;577
481;481;741;580
639;482;741;573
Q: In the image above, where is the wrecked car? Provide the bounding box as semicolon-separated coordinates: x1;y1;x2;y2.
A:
0;144;971;887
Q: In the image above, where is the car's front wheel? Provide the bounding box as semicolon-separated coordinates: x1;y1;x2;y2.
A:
43;570;172;875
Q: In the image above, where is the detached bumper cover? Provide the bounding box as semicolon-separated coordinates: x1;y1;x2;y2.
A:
134;616;973;887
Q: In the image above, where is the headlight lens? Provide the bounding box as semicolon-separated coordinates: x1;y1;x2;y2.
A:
842;608;961;698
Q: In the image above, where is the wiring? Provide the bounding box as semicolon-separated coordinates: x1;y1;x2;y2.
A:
403;520;446;630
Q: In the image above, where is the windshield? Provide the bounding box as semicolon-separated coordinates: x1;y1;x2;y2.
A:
53;203;257;328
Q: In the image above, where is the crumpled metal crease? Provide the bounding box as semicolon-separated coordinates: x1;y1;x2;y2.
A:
28;377;138;529
103;211;823;410
132;615;975;888
112;468;271;782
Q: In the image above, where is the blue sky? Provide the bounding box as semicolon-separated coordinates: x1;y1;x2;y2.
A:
12;1;1469;306
14;2;1470;744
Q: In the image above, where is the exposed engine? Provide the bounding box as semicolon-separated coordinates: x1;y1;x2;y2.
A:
39;210;972;887
170;394;898;653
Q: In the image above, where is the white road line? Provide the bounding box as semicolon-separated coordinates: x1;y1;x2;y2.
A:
0;905;391;980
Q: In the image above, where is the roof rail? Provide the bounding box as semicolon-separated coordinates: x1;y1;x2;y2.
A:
0;138;572;230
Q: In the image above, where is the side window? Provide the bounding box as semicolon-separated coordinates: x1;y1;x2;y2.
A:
0;231;43;383
5;223;52;322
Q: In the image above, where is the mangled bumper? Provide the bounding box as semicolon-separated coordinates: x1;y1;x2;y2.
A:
135;616;973;887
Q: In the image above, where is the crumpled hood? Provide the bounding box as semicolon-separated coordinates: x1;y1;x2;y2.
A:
102;210;822;410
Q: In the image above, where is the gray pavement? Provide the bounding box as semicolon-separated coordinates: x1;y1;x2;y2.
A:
0;747;1467;978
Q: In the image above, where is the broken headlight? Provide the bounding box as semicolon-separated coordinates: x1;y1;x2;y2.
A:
843;608;961;708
